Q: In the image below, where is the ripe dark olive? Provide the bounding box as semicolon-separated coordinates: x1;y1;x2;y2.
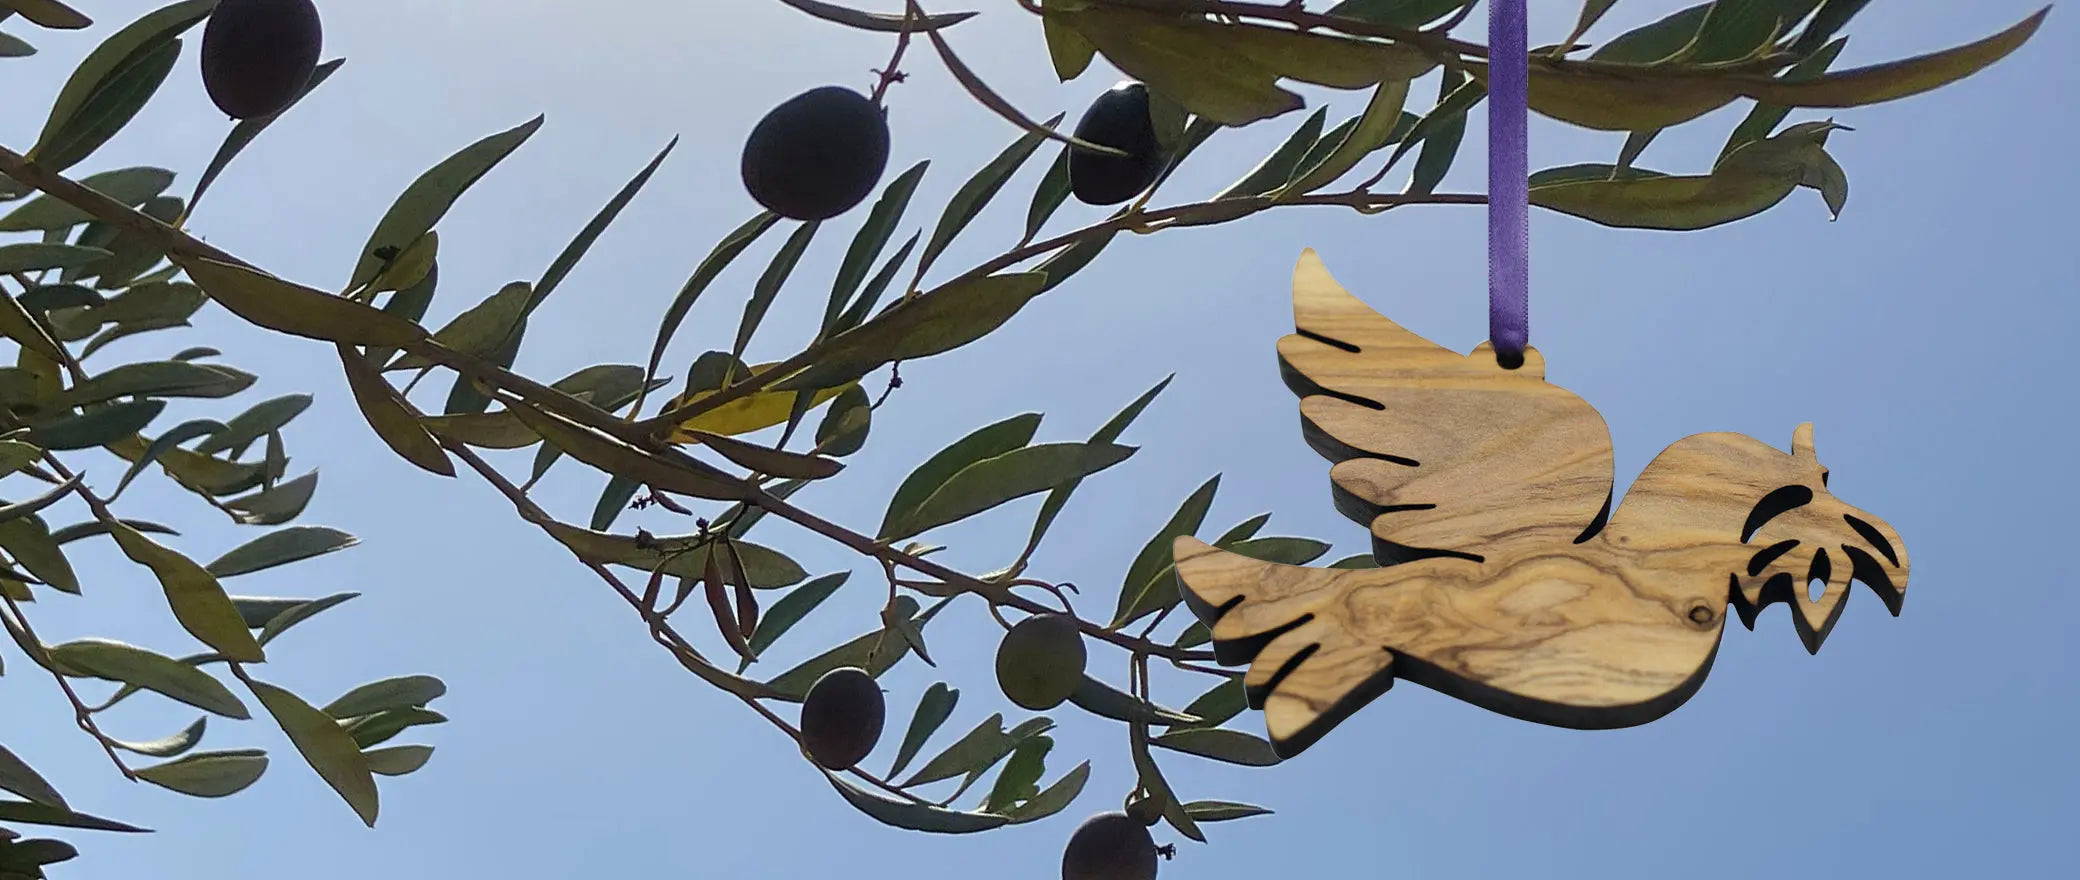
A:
1062;812;1158;880
996;613;1087;711
201;0;324;120
1068;82;1167;207
799;666;885;771
741;86;891;221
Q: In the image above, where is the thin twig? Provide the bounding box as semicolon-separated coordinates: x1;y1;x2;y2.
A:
0;592;136;780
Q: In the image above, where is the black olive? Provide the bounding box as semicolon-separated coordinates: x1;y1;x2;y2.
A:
1068;82;1167;206
741;86;892;221
1062;812;1159;880
201;0;323;120
799;666;885;771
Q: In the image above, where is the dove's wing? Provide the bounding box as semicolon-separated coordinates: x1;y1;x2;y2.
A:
1276;250;1614;561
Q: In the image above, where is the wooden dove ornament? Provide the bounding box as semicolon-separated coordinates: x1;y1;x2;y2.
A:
1173;251;1909;759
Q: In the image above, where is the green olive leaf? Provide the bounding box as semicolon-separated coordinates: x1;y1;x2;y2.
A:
0;166;171;231
776;272;1051;393
0;745;66;809
879;413;1042;541
362;744;434;777
246;678;379;826
771;0;975;32
349;115;545;291
204;526;359;578
825;773;1009;834
190;58;345;215
1002;759;1090;823
887;442;1137;542
1150;727;1282;767
28;0;210;173
47;638;248;718
176;256;430;347
1023;374;1171;559
105;521;262;661
1182;800;1275;822
321;675;446;720
742;571;849;665
1113;475;1219;627
1068;676;1201;726
135;749;268;798
888;682;959;780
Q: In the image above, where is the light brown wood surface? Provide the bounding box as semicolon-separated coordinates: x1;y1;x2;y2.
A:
1173;250;1910;758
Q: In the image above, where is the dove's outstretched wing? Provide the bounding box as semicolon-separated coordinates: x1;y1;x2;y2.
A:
1277;250;1615;561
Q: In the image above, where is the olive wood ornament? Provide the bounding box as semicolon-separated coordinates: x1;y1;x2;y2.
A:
1174;251;1909;759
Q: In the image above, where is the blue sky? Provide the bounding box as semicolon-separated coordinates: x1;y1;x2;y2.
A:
5;1;2075;877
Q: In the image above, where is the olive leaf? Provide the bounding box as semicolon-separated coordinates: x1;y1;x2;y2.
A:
0;746;66;808
176;256;429;348
888;682;960;779
1182;800;1274;822
247;678;379;827
106;523;263;662
771;0;976;33
825;161;928;335
1212;107;1326;201
1068;676;1201;726
46;638;248;718
0;166;172;231
1023;375;1170;560
1003;760;1090;823
644;212;780;401
882;442;1138;543
340;707;447;750
0;515;76;594
1150;728;1282;767
107;716;207;758
1532;120;1847;229
28;0;210;173
879;412;1041;539
363;745;434;777
1722;36;1848;162
541;523;805;588
775;272;1051;392
1113;475;1219;627
225;471;319;526
4;0;93;30
135;749;268;798
322;675;447;720
196;393;313;455
902;713;1011;788
743;571;849;665
387;281;531;370
765;596;951;701
1052;6;1433;125
190;58;346;215
1282;77;1416;196
825;773;1009;834
338;345;454;478
0;801;147;833
1173;678;1247;730
916;116;1059;279
349;115;544;291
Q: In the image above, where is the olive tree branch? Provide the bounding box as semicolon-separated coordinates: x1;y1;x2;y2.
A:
0;589;136;780
636;189;1483;435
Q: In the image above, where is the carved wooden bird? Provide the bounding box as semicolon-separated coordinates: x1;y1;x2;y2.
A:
1173;251;1909;758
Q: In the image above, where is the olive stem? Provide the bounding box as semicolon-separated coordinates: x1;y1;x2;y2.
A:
0;591;136;781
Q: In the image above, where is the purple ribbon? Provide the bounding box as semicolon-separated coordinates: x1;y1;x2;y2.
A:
1489;0;1530;367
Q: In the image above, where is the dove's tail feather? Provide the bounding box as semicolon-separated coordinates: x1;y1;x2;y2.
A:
1173;537;1396;758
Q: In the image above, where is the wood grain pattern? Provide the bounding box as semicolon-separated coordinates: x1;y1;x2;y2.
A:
1174;250;1910;758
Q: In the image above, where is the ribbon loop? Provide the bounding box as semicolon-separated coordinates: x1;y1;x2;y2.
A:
1489;0;1530;367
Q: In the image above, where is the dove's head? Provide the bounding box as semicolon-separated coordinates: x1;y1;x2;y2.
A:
1729;423;1908;653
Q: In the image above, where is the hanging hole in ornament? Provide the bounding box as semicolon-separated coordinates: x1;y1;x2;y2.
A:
1495;348;1525;370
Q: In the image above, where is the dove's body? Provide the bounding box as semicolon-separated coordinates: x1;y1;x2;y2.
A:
1174;252;1908;758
